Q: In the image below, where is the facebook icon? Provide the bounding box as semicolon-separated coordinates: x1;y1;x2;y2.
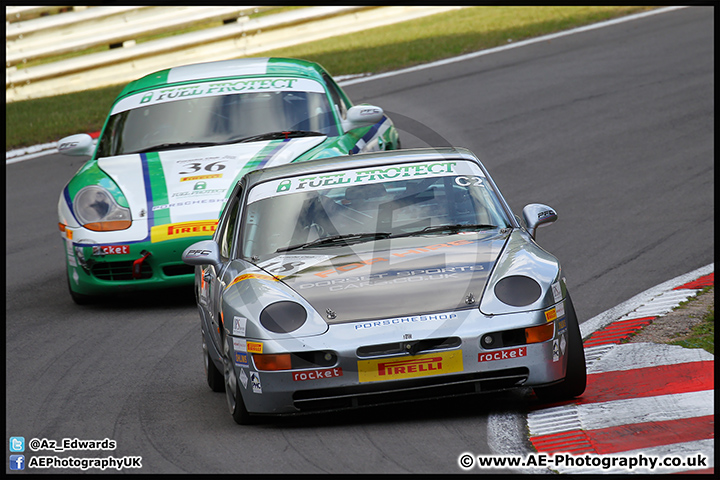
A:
9;454;25;470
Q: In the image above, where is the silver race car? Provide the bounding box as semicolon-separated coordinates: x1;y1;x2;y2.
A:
183;147;586;424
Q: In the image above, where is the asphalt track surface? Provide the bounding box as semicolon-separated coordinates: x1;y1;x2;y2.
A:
5;7;713;474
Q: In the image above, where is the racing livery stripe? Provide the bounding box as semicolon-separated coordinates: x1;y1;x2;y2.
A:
226;273;279;289
350;118;387;154
239;139;287;174
141;152;170;227
62;186;80;224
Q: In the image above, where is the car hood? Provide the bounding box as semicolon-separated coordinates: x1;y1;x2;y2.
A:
96;136;326;225
259;231;510;324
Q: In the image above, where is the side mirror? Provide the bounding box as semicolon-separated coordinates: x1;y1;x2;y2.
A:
183;240;222;271
342;104;384;131
522;203;557;239
58;133;95;157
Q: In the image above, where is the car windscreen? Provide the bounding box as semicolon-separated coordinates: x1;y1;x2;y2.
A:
242;160;512;261
96;77;337;157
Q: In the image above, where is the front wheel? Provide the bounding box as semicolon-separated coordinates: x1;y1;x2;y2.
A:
67;273;95;305
222;334;255;425
534;294;587;401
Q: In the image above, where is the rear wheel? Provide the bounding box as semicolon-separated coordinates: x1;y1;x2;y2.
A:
203;331;224;392
222;334;255;425
534;294;587;401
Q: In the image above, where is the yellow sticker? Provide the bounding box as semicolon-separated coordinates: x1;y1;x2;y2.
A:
545;307;557;323
180;174;223;182
247;342;263;354
150;220;217;243
357;351;463;383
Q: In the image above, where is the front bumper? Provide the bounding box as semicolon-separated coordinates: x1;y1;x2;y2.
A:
228;304;570;416
62;234;203;295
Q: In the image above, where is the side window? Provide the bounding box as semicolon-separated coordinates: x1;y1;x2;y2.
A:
216;194;241;260
323;73;348;121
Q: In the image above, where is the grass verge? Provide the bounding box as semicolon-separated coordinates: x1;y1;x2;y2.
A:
669;287;714;354
6;6;654;151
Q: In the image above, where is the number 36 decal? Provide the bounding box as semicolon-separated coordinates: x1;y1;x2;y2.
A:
454;176;484;187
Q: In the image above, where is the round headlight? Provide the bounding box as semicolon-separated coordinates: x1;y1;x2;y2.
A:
74;186;131;231
494;275;542;307
260;301;307;333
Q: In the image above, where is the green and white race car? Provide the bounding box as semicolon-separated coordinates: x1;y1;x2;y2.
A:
57;57;400;304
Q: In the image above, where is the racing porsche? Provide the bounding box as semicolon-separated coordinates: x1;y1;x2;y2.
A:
182;147;586;424
57;57;399;304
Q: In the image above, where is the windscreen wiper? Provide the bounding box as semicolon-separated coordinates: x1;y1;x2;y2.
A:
276;232;391;253
131;141;221;154
388;224;499;238
234;131;325;143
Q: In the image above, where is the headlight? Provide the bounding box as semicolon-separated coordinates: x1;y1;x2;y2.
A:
73;186;131;231
260;301;307;333
494;275;542;307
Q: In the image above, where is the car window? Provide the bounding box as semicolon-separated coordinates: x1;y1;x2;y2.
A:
96;80;338;157
216;195;241;260
322;72;348;121
242;161;512;261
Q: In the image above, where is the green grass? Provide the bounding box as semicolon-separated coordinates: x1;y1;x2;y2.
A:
669;287;715;354
6;6;654;151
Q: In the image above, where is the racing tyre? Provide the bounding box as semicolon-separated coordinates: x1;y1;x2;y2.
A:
222;334;255;425
203;331;224;392
534;294;587;401
67;274;95;305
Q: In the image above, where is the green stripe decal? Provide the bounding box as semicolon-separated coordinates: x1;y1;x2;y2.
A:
143;151;171;226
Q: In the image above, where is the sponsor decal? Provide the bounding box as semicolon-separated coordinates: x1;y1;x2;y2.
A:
557;317;567;334
92;245;130;255
113;77;322;114
251;160;488;204
152;197;226;211
313;240;473;279
235;352;249;367
560;333;567;355
250;371;262;393
233;338;248;366
180;174;223;182
354;312;457;330
551;281;562;303
233;316;247;336
537;209;555;219
545;307;557;323
357;351;463;383
258;254;333;278
247;341;263;354
478;346;527;363
239;369;248;389
556;301;565;319
150;220;217;243
553;339;560;362
226;273;278;289
292;368;343;382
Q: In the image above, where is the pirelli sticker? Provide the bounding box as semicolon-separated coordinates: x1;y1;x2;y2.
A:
151;220;218;243
357;351;463;383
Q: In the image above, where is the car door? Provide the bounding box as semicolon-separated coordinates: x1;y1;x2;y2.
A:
205;185;242;345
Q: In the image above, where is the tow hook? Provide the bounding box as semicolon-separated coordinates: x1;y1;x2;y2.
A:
132;250;151;279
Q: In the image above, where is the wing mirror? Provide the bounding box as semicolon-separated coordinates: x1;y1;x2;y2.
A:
522;204;557;239
57;133;95;157
182;240;222;271
342;104;384;131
